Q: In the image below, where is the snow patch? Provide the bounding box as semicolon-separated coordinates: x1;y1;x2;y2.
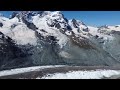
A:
108;25;120;31
40;70;120;79
65;31;72;36
88;26;98;36
3;24;38;45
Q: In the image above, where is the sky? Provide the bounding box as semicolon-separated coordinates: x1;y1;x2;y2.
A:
0;11;120;27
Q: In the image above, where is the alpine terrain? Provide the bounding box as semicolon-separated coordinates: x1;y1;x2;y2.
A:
0;11;120;72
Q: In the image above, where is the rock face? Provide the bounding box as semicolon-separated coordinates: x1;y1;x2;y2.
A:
22;17;38;30
0;11;120;70
0;22;3;27
0;32;32;70
10;12;18;19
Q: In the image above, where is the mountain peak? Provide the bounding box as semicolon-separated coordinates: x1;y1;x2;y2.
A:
51;11;63;16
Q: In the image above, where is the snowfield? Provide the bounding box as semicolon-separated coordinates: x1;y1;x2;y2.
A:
40;69;120;79
0;65;120;79
0;65;65;77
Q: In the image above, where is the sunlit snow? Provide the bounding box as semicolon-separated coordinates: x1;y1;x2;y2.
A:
40;70;120;79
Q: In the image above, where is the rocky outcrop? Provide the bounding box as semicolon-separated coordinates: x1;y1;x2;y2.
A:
22;17;38;30
0;32;32;70
0;22;3;27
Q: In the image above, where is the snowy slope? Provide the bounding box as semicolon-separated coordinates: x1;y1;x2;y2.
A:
7;24;37;45
88;26;98;36
69;19;89;36
88;25;115;46
108;25;120;31
0;64;120;79
40;70;120;79
32;12;69;48
99;25;120;32
0;65;65;77
0;17;38;45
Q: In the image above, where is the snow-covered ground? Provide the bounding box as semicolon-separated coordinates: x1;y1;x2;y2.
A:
88;26;98;36
0;65;65;77
0;65;120;79
40;69;120;79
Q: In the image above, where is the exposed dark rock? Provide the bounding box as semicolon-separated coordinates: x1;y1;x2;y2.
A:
72;19;79;28
9;12;18;19
95;35;99;39
37;11;49;17
0;22;3;27
68;31;94;49
98;25;109;29
55;23;61;29
47;23;54;27
115;25;119;28
47;19;61;29
111;30;120;35
83;28;89;32
40;29;47;33
64;17;68;23
22;17;38;30
66;25;72;30
0;32;32;70
11;24;17;29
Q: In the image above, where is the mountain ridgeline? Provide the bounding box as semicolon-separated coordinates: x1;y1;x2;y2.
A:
0;11;120;70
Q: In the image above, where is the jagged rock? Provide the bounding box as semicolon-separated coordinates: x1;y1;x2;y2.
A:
95;35;99;39
9;12;18;19
11;24;17;29
111;30;120;35
72;19;79;28
83;28;89;32
22;17;38;30
0;22;3;27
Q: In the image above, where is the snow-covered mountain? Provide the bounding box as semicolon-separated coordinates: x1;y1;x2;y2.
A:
0;11;120;70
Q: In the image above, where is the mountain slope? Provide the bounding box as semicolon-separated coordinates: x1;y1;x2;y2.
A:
0;11;120;70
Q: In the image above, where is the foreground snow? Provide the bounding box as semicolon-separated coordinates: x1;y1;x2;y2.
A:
1;65;120;79
0;65;65;77
40;70;120;79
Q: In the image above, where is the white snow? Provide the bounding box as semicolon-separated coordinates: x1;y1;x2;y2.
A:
65;31;72;36
56;31;68;48
32;11;65;30
40;69;120;79
38;28;68;49
32;15;69;48
68;20;90;40
0;11;119;48
88;26;114;42
0;11;69;47
108;25;120;31
32;15;48;30
97;25;120;33
0;65;65;77
8;25;37;45
0;17;38;45
88;26;98;36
